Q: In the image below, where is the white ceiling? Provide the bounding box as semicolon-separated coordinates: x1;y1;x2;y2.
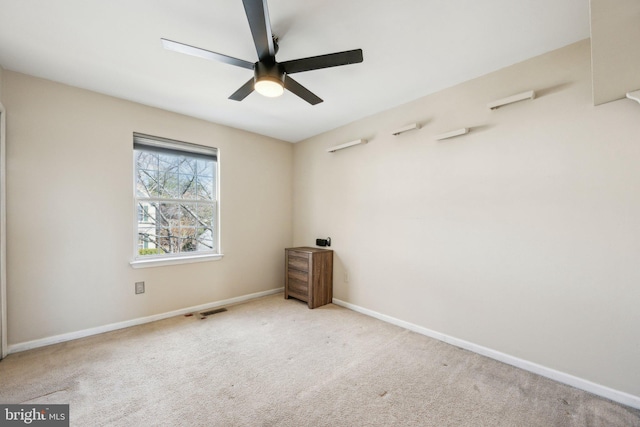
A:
0;0;590;142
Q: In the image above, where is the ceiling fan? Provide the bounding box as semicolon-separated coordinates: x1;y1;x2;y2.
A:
161;0;363;105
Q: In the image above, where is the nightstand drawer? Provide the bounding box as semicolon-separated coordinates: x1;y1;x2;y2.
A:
287;252;309;271
287;281;308;300
287;270;309;294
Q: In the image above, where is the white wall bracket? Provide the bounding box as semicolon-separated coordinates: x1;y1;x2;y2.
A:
488;90;536;110
391;123;421;136
626;90;640;104
327;139;367;153
435;128;469;141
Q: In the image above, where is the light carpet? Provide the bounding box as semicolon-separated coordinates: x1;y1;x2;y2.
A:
1;294;639;426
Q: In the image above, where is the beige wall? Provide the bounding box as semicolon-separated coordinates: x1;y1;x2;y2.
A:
590;0;640;104
293;39;640;396
3;70;292;345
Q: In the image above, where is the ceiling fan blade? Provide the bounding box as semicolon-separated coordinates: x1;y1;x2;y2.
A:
284;76;323;105
242;0;276;62
161;39;254;70
229;78;255;101
281;49;363;74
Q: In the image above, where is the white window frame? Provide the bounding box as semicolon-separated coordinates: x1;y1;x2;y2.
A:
130;133;222;269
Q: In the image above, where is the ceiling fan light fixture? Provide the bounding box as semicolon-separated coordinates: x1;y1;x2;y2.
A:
255;76;284;97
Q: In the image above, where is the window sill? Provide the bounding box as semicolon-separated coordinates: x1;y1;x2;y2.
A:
130;253;224;269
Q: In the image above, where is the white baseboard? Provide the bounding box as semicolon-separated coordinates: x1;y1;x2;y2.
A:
332;298;640;410
8;288;283;354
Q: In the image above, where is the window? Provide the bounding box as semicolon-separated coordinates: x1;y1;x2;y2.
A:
132;133;219;266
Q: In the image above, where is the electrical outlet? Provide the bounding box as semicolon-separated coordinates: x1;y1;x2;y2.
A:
135;281;145;294
344;270;349;283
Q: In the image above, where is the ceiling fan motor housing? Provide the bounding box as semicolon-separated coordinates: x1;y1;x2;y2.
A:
254;61;285;86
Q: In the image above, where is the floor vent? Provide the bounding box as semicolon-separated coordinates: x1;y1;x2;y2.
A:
198;308;228;319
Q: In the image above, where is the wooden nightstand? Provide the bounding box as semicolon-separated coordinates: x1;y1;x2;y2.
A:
285;247;333;309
